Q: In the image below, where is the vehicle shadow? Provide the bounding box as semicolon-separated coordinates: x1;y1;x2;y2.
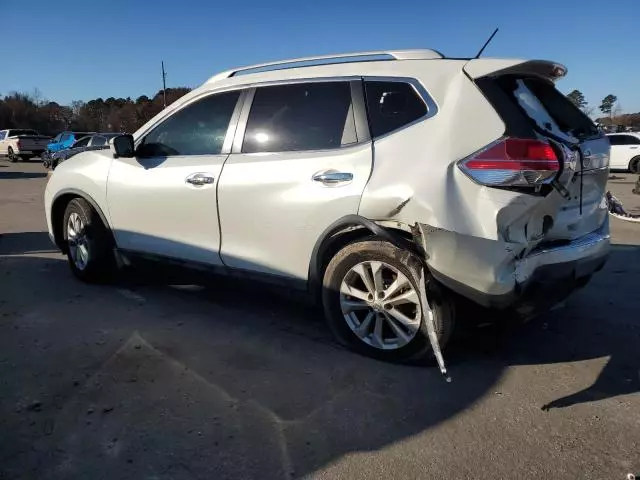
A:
0;232;638;479
0;171;48;179
0;231;58;254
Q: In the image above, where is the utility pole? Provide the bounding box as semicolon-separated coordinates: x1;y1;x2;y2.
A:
161;61;167;108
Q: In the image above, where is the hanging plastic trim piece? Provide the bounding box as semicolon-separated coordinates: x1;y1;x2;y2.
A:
417;224;451;382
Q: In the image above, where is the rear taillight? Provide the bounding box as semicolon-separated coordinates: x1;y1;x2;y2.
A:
459;138;560;187
16;140;22;149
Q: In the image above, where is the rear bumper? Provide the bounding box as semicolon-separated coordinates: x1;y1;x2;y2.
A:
429;220;610;309
15;149;44;156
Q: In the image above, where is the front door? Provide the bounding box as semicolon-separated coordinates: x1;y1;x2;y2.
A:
218;81;373;280
107;90;242;265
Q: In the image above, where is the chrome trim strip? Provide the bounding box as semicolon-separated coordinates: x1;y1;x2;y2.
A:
221;89;249;154
231;88;255;154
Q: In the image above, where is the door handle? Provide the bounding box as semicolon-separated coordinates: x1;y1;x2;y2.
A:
186;173;215;186
630;147;638;150
312;171;353;184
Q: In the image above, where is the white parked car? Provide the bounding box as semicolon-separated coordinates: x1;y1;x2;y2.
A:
606;132;640;172
44;50;610;363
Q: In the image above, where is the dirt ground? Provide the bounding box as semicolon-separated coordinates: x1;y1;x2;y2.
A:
1;160;639;480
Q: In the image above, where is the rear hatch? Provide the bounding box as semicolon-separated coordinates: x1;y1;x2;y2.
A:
465;60;609;243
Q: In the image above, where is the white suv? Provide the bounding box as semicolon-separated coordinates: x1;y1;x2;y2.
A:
44;50;611;363
607;132;640;172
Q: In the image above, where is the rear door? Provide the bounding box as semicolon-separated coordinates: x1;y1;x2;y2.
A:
608;135;626;169
472;69;610;240
217;80;372;280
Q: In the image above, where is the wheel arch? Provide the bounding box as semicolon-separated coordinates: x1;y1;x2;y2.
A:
308;215;424;300
51;189;113;253
628;155;640;173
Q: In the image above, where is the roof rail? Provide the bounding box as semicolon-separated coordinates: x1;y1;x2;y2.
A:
205;49;444;84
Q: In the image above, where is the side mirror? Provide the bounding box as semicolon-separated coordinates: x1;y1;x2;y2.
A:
110;134;135;158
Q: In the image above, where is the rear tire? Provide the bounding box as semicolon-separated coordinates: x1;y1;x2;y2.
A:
8;147;18;163
322;240;455;364
629;156;640;174
62;198;115;283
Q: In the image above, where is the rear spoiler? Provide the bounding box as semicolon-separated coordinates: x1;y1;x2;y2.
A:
463;59;567;82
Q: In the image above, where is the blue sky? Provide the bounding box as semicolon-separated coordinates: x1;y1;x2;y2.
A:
3;0;639;114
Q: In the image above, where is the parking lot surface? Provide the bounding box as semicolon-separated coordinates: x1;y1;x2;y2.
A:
1;160;639;479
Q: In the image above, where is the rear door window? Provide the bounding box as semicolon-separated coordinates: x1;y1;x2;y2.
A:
242;82;356;153
495;77;598;140
364;81;427;138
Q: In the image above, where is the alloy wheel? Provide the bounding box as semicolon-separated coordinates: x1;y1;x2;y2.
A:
339;260;426;350
67;212;90;270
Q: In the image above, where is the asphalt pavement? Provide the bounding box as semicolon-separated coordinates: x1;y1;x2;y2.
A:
1;159;639;479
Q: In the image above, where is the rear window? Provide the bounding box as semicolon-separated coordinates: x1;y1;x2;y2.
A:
8;129;39;137
364;81;427;138
493;77;598;140
73;136;91;147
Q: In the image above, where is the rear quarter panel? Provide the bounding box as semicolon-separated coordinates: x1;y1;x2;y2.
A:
358;62;508;240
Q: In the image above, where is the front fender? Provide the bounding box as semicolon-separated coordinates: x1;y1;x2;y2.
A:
45;151;114;248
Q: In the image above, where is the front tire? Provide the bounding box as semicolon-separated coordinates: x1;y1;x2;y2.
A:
62;198;115;283
322;240;455;364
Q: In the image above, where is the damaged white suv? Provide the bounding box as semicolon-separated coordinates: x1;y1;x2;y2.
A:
44;49;610;363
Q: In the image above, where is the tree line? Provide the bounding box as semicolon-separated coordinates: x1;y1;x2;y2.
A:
566;90;640;128
0;87;192;136
2;86;637;136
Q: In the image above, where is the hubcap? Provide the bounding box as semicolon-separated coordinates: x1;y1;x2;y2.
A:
339;261;428;350
67;212;89;270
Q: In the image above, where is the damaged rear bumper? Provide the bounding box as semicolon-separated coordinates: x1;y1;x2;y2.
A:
427;220;610;309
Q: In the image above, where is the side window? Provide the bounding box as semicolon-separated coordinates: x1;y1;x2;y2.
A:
242;82;356;154
619;135;640;145
608;136;621;146
90;136;107;146
364;81;428;138
139;91;240;157
74;137;91;147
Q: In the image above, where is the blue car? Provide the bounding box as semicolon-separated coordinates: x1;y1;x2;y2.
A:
46;131;95;153
43;133;123;170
